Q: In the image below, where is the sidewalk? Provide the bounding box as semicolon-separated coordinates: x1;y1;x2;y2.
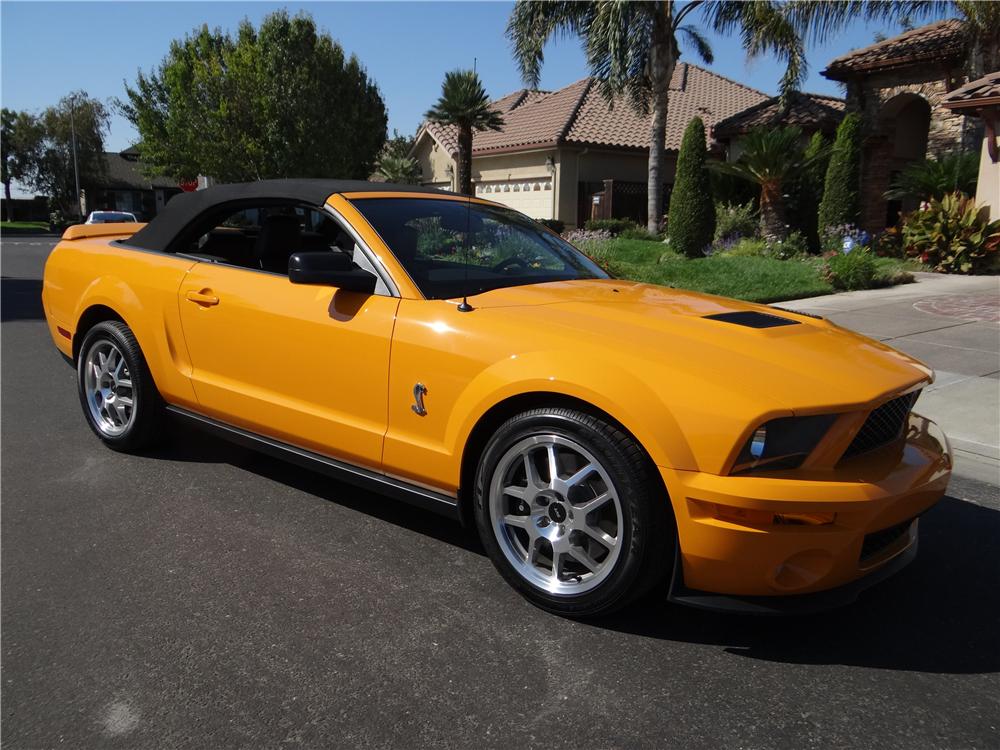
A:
775;272;1000;486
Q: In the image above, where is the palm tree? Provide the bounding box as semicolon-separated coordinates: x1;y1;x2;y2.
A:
884;151;979;202
507;1;806;233
375;153;422;185
711;126;825;241
425;70;504;196
787;1;1000;79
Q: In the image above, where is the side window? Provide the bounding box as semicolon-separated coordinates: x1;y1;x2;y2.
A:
183;205;356;275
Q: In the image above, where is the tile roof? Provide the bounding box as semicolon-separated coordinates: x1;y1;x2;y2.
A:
941;71;1000;110
822;19;966;81
712;92;845;137
420;64;768;157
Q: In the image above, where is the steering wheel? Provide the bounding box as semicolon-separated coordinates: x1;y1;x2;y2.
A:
491;256;530;274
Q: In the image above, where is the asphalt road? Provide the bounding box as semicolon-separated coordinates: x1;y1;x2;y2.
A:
3;236;999;749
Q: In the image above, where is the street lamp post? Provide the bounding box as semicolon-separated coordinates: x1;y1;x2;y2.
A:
69;96;82;220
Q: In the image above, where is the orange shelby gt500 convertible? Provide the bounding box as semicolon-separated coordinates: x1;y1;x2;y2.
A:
43;180;951;616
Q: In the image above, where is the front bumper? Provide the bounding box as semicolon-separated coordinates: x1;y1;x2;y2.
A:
660;414;951;612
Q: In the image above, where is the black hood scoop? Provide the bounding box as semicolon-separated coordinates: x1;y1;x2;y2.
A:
703;311;801;329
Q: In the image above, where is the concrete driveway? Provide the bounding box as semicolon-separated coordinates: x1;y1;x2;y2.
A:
776;273;1000;486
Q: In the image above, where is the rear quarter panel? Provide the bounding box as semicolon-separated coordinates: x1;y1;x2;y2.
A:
43;236;200;408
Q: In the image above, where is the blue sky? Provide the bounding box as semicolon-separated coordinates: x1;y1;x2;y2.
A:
3;2;908;157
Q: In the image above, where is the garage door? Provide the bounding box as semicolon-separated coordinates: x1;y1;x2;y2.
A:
475;179;554;220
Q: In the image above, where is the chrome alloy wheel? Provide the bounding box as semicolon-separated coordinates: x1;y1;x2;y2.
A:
488;434;624;595
83;340;134;437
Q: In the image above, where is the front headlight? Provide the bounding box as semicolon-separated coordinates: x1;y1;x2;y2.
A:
731;414;838;474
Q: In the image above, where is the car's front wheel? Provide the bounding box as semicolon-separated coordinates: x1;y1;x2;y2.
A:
474;407;673;617
76;320;162;452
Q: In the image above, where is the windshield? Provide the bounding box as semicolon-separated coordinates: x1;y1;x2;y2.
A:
349;197;607;299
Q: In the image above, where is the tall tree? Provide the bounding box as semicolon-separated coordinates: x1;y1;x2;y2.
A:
507;1;805;233
1;109;43;221
818;113;863;232
668;117;715;257
11;93;109;218
712;126;822;241
425;69;504;196
120;10;388;182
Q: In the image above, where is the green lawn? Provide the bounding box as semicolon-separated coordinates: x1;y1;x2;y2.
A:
1;220;50;234
575;238;918;304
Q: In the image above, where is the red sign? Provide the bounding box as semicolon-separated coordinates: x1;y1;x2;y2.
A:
179;179;198;192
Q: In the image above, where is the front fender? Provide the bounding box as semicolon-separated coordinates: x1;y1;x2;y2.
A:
446;349;698;473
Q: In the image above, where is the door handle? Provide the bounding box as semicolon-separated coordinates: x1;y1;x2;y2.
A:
186;289;220;307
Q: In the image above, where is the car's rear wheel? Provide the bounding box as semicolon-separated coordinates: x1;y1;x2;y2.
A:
77;320;162;452
473;407;673;617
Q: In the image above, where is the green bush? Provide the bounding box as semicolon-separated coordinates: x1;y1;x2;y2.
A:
790;131;830;251
668;117;715;257
720;237;770;257
819;113;862;233
584;217;637;235
714;201;758;241
537;218;565;233
900;192;1000;274
769;231;810;259
619;226;664;241
824;248;878;290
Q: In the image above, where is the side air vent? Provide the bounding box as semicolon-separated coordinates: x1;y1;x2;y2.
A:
704;311;800;329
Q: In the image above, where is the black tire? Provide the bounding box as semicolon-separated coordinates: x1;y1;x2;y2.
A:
76;320;163;452
473;407;674;618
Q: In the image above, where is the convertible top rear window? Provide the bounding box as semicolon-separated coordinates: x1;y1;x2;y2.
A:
349;197;608;299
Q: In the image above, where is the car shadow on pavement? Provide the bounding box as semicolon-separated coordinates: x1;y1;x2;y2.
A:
1;277;44;321
601;496;1000;675
150;424;998;675
151;424;483;554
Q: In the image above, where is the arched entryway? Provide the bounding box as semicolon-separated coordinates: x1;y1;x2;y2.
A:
860;93;932;231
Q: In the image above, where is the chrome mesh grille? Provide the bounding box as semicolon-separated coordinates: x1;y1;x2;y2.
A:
842;390;920;460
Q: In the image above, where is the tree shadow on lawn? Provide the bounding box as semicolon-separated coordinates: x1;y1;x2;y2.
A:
151;424;999;676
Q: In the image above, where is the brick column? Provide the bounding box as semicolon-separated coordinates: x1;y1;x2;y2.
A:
860;136;892;234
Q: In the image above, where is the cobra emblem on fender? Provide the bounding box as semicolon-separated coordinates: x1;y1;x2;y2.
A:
411;383;428;416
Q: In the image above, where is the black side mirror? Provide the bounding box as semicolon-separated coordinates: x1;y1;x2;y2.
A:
288;251;376;293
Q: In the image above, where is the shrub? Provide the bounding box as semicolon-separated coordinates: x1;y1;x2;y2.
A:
537;218;565;233
872;226;904;258
720;238;770;257
790;132;830;251
824;247;878;290
619;226;664;241
564;228;613;245
769;231;810;259
584;218;637;235
668;117;715;257
821;223;871;254
900;192;1000;274
819;113;862;233
884;151;979;202
714;201;758;242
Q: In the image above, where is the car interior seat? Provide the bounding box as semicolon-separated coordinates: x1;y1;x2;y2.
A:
254;214;302;273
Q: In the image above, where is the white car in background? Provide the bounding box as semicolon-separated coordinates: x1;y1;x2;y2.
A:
84;211;138;224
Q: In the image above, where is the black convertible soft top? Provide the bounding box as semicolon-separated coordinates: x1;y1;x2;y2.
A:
127;179;459;253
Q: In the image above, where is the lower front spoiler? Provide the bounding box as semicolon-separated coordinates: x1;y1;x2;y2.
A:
666;538;918;616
